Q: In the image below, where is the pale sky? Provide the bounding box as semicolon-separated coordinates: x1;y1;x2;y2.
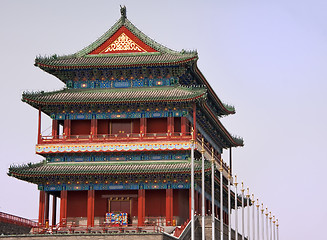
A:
1;1;326;239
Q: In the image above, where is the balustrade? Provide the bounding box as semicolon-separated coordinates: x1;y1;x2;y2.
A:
39;132;192;144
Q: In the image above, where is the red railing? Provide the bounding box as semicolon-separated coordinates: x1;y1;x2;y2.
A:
0;211;37;228
39;132;192;144
31;222;164;235
173;219;190;237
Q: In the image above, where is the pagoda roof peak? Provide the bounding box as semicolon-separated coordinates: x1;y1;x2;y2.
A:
72;9;196;57
35;7;198;70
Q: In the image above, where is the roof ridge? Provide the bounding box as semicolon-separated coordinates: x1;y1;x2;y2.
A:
22;84;207;96
43;14;197;60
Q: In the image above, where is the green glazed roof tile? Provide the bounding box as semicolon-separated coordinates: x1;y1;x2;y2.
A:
22;85;207;106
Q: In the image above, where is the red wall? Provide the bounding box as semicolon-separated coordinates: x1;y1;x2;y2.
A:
147;118;167;133
145;189;166;216
71;120;91;135
132;119;140;133
98;120;110;134
174;117;181;133
111;119;131;134
173;189;189;221
67;191;87;218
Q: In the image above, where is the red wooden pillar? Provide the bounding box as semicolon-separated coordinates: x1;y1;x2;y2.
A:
140;118;147;137
91;119;97;137
52;195;57;226
63;119;71;138
52;120;58;139
167;117;174;136
181;117;187;135
37;107;42;144
165;189;173;226
45;193;50;225
138;189;145;226
60;190;67;226
38;191;46;226
87;190;95;227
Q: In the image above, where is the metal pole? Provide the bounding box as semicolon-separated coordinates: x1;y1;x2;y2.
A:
256;200;260;240
246;188;250;240
276;219;279;240
269;212;272;240
191;130;195;240
229;147;232;176
272;216;275;240
220;159;224;240
261;204;264;240
241;182;244;240
265;208;269;240
252;194;255;240
234;175;238;240
228;168;232;240
201;139;205;240
211;149;215;240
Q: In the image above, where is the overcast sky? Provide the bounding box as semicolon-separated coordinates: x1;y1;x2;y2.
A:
0;1;326;239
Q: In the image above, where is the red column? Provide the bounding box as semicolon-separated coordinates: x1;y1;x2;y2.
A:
91;119;97;136
60;190;67;226
87;190;95;227
63;120;70;138
166;189;173;226
167;117;174;135
52;120;58;139
52;195;57;226
138;189;145;226
140;118;147;138
38;191;45;226
45;192;50;225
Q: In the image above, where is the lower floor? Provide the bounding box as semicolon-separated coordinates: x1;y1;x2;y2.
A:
38;189;229;228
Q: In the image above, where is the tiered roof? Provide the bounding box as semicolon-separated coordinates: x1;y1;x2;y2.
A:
8;160;211;182
22;86;206;109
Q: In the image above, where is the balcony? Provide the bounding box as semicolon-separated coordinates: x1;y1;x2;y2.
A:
39;132;192;145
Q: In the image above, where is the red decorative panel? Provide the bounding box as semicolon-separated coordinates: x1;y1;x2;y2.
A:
89;26;157;55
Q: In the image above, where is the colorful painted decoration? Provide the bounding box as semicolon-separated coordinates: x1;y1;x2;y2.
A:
36;142;191;154
106;212;128;226
103;33;145;53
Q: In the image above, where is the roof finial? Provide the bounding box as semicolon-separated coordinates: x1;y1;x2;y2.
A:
120;5;127;23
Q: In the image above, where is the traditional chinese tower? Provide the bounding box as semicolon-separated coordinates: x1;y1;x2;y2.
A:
9;7;243;231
